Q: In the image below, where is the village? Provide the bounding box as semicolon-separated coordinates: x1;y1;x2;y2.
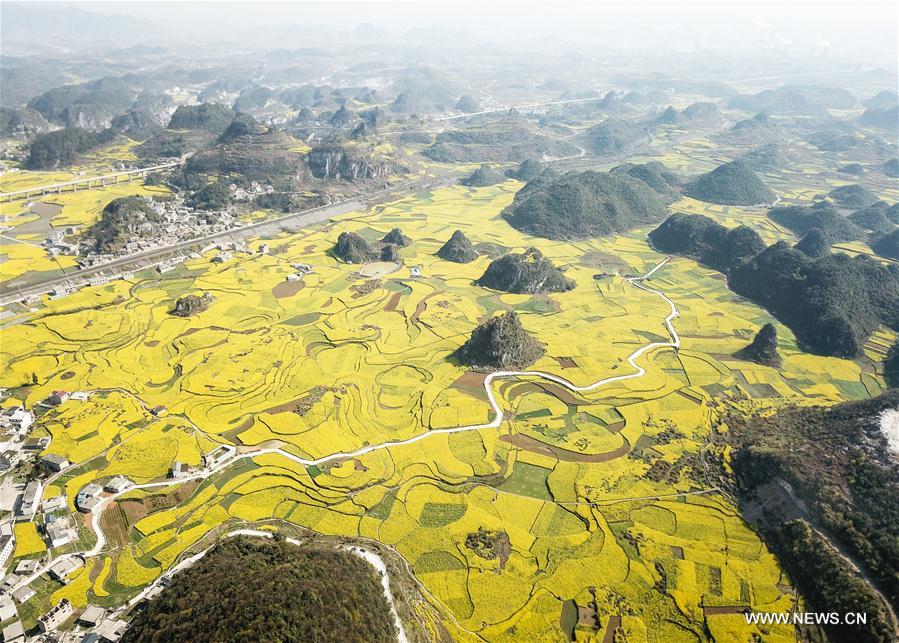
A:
0;389;236;642
73;181;273;269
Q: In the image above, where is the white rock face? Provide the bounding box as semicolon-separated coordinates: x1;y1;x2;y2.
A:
881;409;899;459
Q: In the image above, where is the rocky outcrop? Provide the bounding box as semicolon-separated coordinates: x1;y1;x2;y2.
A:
648;213;765;273
0;107;53;139
329;105;357;127
350;123;373;140
109;108;163;141
437;230;479;263
171;293;215;317
838;163;864;175
582;118;650;156
768;201;861;243
736;323;781;367
461;164;505;187
84;196;162;253
455;312;544;369
456;95;480;113
738;144;788;172
306;146;402;180
505;159;543;181
334;232;377;263
424;117;579;163
380;244;399;261
218;113;263;143
381;228;411;247
477;248;575;294
611;161;680;197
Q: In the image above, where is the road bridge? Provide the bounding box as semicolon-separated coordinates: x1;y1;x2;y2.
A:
0;160;182;203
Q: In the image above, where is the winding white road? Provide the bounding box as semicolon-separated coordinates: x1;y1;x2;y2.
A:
13;257;681;635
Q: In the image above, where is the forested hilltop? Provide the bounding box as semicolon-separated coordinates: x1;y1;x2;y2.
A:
502;168;668;239
649;214;899;357
727;391;899;643
122;537;396;643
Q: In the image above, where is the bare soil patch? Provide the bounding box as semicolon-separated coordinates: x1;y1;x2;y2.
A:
500;433;630;463
384;291;403;312
272;280;304;298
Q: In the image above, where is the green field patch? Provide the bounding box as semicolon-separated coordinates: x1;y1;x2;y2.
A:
517;408;553;421
281;312;322;326
366;489;398;520
833;380;869;400
744;382;779;398
631;505;678;536
419;502;466;528
497;461;552;501
473;242;508;258
634;329;671;344
414;550;466;573
447;432;487;467
382;280;413;293
530;504;587;537
517;296;558;314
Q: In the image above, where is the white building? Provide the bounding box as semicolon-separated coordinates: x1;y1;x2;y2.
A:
38;598;73;632
46;523;77;549
46;390;70;405
7;409;33;431
92;618;128;642
15;480;42;522
13;559;37;575
48;558;83;582
2;574;20;591
0;595;17;622
79;605;105;627
42;495;67;513
170;461;190;479
41;454;70;472
2;620;24;643
203;445;233;469
76;483;103;512
11;585;34;604
103;477;131;494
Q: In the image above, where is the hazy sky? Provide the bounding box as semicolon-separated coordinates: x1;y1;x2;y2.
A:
12;1;899;62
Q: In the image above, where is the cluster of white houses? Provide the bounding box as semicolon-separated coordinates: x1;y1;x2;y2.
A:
0;388;239;640
75;477;132;513
75;193;242;270
1;593;127;642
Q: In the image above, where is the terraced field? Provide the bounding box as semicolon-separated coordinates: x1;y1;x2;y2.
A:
1;180;891;640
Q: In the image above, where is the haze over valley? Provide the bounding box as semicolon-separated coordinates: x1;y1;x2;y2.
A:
0;2;897;642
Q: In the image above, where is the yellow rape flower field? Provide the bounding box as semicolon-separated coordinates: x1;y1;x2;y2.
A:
0;181;889;641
